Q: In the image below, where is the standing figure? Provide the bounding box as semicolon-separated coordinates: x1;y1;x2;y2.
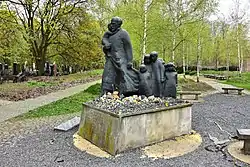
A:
143;54;152;74
101;16;139;96
163;62;177;98
150;51;165;97
138;64;152;97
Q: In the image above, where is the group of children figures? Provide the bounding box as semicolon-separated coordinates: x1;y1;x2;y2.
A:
138;51;177;98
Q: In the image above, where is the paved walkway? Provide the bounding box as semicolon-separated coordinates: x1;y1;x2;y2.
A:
0;79;101;123
187;75;250;95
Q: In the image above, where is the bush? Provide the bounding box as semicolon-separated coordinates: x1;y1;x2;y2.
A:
189;71;196;76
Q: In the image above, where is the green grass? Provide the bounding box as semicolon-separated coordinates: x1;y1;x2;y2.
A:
16;76;214;119
18;83;101;119
27;81;56;87
0;69;103;94
200;70;239;77
220;72;250;90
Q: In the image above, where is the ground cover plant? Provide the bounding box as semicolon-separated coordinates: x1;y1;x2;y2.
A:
220;72;250;90
17;83;101;119
17;77;214;119
0;69;103;101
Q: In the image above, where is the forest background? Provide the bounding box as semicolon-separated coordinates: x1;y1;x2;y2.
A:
0;0;250;76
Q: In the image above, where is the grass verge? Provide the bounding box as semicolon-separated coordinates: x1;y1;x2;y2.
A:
220;72;250;90
0;69;103;94
17;83;101;119
17;77;214;119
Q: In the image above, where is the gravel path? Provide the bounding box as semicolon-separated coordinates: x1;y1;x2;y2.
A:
1;93;249;167
0;79;101;123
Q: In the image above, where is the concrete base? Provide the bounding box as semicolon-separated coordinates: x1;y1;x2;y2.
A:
228;141;250;164
78;103;192;155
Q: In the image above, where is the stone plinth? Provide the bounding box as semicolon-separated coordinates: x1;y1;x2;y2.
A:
78;103;192;155
237;129;250;155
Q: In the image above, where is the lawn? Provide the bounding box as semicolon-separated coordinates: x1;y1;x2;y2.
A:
17;83;101;119
220;72;250;90
17;77;214;119
0;69;103;101
200;70;239;77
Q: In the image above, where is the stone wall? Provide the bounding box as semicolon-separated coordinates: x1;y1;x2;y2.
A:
78;103;192;155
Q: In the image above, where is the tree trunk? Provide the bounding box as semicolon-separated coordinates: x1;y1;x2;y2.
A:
186;43;189;71
197;31;201;83
226;41;230;79
236;24;241;74
34;46;47;76
182;40;186;78
142;7;147;62
172;32;176;62
240;46;244;72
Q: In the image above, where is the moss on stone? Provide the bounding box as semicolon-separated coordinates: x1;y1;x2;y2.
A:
83;120;93;140
104;119;115;154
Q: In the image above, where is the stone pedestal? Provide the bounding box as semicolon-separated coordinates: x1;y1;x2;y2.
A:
237;129;250;155
78;103;192;155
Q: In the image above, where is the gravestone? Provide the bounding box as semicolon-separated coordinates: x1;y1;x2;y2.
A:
13;62;19;75
50;64;54;76
4;64;8;70
45;61;50;76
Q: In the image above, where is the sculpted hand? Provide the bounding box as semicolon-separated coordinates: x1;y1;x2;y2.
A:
104;43;111;50
127;62;133;69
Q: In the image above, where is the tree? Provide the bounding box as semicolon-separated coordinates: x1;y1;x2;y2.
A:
0;4;29;63
4;0;88;75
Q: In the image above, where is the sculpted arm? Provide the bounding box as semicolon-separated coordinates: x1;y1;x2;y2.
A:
102;32;111;49
122;30;133;64
159;62;165;83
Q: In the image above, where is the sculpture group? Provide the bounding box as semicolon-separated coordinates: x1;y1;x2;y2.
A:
101;16;177;98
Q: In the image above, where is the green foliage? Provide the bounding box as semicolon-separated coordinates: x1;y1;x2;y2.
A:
0;5;29;63
1;0;250;73
18;83;101;119
221;72;250;90
27;81;56;87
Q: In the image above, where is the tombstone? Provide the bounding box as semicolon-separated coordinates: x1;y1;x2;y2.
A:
3;64;9;77
50;64;54;76
0;63;3;76
45;61;50;76
69;66;72;74
13;62;19;75
4;64;8;70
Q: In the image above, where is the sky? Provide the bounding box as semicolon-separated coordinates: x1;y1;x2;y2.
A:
213;0;250;20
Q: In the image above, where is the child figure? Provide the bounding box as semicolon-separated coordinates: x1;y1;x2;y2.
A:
138;64;152;97
163;62;177;98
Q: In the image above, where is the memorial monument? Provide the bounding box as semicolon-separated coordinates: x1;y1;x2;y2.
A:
101;16;139;97
77;17;192;155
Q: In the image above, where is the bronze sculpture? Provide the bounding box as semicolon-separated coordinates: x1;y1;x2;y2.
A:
150;51;165;97
101;16;139;96
101;17;177;99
